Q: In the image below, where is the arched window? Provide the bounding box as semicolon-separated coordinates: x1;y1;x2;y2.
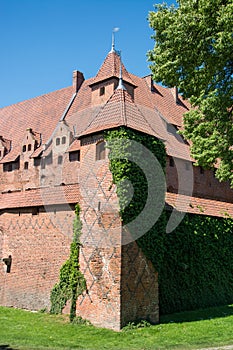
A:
62;136;66;144
96;141;106;161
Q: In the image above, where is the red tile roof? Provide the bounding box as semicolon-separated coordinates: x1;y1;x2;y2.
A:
0;184;80;209
0;147;20;163
90;52;136;87
80;88;163;139
0;50;192;164
67;139;81;152
166;192;233;218
0;86;73;159
0;136;11;153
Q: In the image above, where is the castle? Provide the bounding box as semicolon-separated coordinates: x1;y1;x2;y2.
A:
1;42;233;331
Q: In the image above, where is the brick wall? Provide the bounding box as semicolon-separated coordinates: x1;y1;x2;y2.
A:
0;207;73;310
121;241;159;327
166;156;233;202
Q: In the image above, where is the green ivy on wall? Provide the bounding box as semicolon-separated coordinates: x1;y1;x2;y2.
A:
106;126;233;316
105;127;167;272
159;212;233;315
50;204;86;322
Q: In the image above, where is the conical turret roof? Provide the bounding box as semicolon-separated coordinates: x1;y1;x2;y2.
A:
90;51;136;87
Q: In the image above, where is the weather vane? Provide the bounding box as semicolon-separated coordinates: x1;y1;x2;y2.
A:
110;27;120;53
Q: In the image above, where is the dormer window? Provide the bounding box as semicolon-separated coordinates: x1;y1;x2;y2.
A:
99;86;105;96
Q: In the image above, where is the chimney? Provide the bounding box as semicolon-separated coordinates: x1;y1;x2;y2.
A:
143;75;153;91
171;86;178;104
73;70;84;93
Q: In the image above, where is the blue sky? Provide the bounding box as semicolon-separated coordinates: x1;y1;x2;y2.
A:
0;0;176;108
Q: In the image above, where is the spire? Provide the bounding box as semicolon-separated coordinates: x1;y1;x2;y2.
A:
110;27;120;53
117;51;126;90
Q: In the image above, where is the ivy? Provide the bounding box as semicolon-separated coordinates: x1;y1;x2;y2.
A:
159;213;233;315
50;204;86;322
105;127;167;272
106;126;233;316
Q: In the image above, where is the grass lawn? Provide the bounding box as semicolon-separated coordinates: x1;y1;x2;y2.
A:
0;305;233;350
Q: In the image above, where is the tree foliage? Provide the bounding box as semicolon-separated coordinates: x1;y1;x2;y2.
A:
148;0;233;185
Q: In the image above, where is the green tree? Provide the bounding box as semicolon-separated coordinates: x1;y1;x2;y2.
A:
148;0;233;185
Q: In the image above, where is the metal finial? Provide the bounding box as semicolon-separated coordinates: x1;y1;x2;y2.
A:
110;27;120;53
117;51;126;90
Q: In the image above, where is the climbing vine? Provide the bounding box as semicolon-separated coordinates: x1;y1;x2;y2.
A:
106;126;233;316
159;212;233;314
105;127;167;272
50;204;86;322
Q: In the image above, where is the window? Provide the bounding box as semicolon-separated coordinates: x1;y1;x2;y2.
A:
28;144;32;151
0;150;1;158
24;161;29;170
56;138;60;146
45;152;53;165
22;145;26;152
185;162;191;171
3;159;19;171
169;157;174;167
96;141;106;161
34;158;41;167
62;136;66;145
58;155;63;165
69;150;80;162
99;86;105;96
3;163;12;172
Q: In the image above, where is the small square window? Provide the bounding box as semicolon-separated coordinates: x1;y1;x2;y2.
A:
24;162;29;170
69;150;80;162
